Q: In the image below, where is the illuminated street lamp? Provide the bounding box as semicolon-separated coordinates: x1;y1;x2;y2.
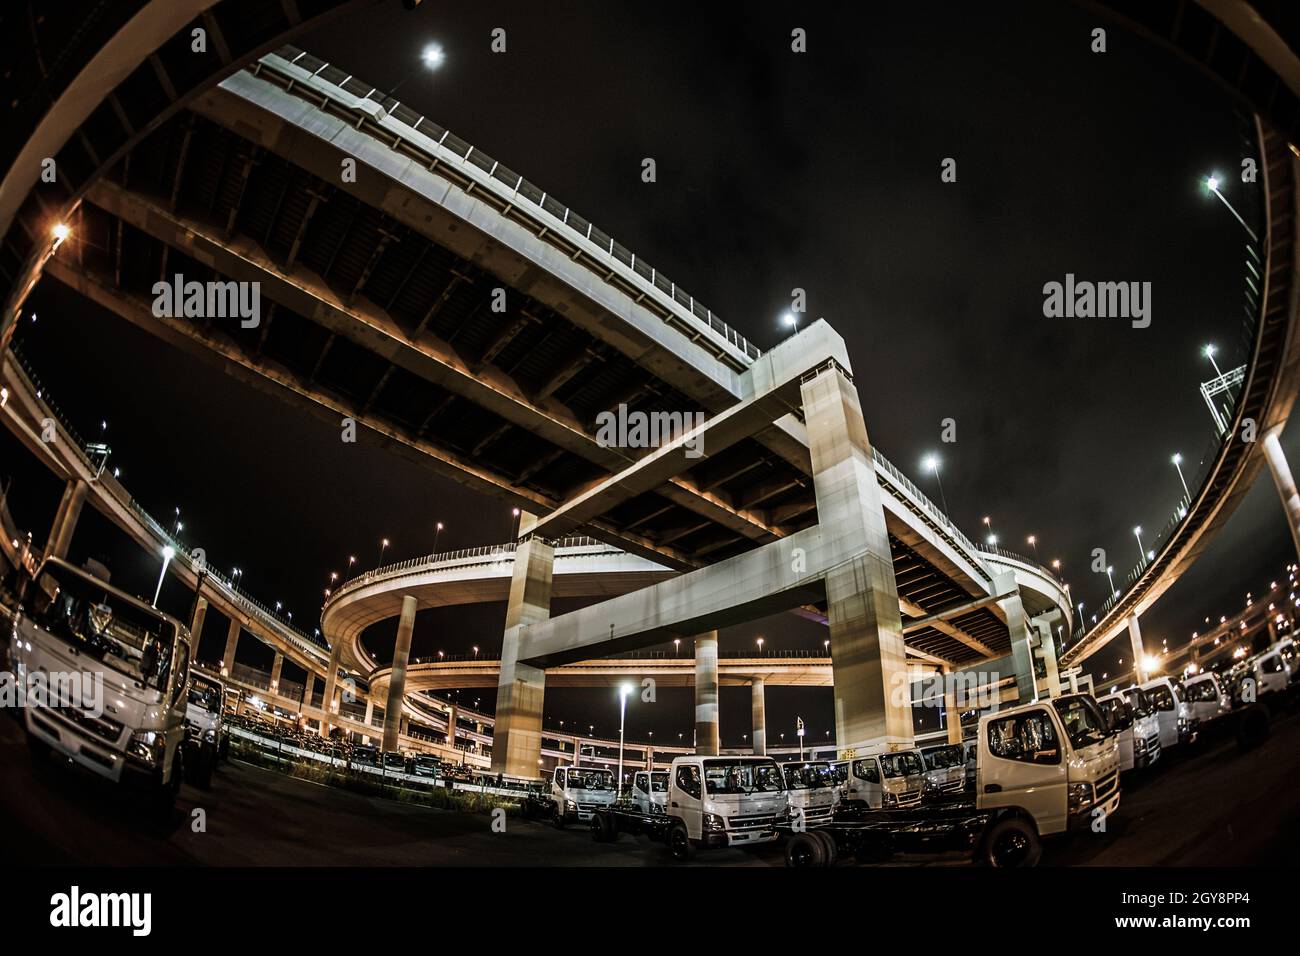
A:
434;521;444;552
1106;565;1116;597
756;637;764;655
922;454;949;514
1027;535;1039;560
51;222;71;252
617;683;633;797
1203;175;1258;242
152;545;175;607
1133;526;1145;562
782;312;799;334
1171;453;1191;503
379;538;390;566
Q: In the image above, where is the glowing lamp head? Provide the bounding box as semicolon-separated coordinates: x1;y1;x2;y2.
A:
922;454;938;473
162;546;176;561
421;43;445;70
1172;453;1182;465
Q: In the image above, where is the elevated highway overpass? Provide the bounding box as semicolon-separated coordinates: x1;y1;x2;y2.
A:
5;2;1299;779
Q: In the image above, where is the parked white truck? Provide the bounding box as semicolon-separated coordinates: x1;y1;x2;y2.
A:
780;759;837;827
1182;671;1233;726
1140;676;1198;749
545;765;617;827
1095;688;1161;773
788;694;1121;867
184;671;226;789
631;769;669;814
918;743;969;798
8;557;192;818
591;755;789;860
830;748;926;809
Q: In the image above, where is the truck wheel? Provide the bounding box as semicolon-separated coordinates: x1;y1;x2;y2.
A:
785;832;826;867
668;821;695;861
552;806;567;830
813;829;838;865
980;817;1041;867
218;735;230;763
591;813;616;843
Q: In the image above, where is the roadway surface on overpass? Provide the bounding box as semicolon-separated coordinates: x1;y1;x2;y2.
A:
4;703;1298;866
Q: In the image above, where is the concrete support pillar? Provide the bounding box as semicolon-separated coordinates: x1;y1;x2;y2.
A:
751;677;767;755
381;594;417;752
399;715;409;737
1033;616;1062;699
321;637;344;737
1128;612;1147;684
446;704;458;749
801;367;912;753
1263;427;1300;562
693;631;720;755
46;478;88;561
491;516;554;778
222;619;240;676
995;572;1037;704
190;597;207;644
302;672;315;708
364;697;374;726
269;653;283;694
942;666;962;745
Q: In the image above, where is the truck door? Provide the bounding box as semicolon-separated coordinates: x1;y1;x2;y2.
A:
980;707;1067;835
672;763;704;838
851;757;882;808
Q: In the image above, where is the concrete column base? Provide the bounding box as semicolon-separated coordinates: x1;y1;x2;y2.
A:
381;594;417;751
694;631;720;755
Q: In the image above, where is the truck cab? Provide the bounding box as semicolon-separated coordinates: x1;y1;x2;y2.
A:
1182;672;1232;725
631;769;669;814
831;749;925;810
184;672;226;789
1096;689;1159;772
1140;676;1197;749
666;755;787;855
918;743;968;799
550;765;617;827
976;693;1121;862
779;760;837;827
412;753;441;778
9;557;192;818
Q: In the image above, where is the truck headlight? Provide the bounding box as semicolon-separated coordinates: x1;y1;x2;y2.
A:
565;800;576;812
1068;782;1094;813
1134;736;1147;752
703;812;726;831
203;728;217;745
127;730;168;767
883;792;898;807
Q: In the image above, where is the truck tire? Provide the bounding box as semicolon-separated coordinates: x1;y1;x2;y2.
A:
152;749;182;823
980;817;1041;867
785;832;826;867
520;799;534;821
812;828;838;865
591;812;617;843
668;821;695;861
553;805;567;830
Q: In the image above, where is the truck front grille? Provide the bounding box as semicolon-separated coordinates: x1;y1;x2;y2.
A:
1095;768;1119;801
728;813;777;832
50;705;123;744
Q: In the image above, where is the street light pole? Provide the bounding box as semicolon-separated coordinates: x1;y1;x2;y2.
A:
1204;176;1258;242
152;546;175;608
1133;526;1145;561
617;684;632;796
1172;453;1191;505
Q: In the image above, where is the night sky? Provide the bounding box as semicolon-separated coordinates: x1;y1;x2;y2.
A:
3;0;1296;747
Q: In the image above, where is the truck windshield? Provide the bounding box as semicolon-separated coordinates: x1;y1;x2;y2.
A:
783;762;834;789
921;745;964;769
878;752;923;778
1122;687;1153;717
1052;696;1108;749
568;770;614;790
33;562;177;690
188;679;222;714
703;759;785;794
649;772;669;792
